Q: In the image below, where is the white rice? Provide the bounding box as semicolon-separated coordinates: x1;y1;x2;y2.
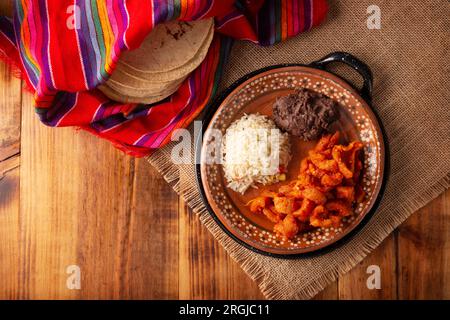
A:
222;113;291;194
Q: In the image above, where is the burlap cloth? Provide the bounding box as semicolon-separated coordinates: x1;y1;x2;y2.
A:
148;0;450;299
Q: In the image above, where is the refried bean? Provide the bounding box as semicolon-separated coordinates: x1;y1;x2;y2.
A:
272;88;340;141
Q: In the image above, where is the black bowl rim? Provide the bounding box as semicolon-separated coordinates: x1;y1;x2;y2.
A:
194;63;390;259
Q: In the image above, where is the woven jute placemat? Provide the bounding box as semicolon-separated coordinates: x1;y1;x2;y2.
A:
148;0;450;299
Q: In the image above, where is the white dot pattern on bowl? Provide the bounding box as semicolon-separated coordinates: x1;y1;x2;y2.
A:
204;70;382;250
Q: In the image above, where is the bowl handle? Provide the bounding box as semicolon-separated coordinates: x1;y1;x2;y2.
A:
310;52;373;103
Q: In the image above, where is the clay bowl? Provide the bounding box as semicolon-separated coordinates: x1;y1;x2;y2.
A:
196;52;387;257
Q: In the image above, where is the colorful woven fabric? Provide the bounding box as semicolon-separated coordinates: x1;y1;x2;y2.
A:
0;0;328;157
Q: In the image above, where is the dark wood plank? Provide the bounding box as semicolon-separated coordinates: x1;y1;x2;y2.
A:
19;91;136;298
338;234;397;299
0;57;21;161
397;189;450;299
0;51;22;299
122;158;179;299
73;153;135;299
313;282;338;300
0;156;20;299
179;200;264;299
0;1;13;16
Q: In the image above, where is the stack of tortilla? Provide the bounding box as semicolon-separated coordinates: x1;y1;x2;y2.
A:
99;18;214;104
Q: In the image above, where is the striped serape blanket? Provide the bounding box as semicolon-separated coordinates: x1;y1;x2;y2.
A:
0;0;327;156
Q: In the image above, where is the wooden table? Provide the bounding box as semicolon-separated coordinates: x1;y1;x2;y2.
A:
0;3;449;300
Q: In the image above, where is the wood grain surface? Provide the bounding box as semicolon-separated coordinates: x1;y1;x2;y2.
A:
0;2;448;300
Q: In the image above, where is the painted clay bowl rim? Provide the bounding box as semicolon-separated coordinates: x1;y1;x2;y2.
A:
195;62;389;258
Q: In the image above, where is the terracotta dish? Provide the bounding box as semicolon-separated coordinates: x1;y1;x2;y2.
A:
196;52;388;257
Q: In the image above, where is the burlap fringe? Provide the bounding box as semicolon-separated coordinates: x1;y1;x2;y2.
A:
148;150;449;300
